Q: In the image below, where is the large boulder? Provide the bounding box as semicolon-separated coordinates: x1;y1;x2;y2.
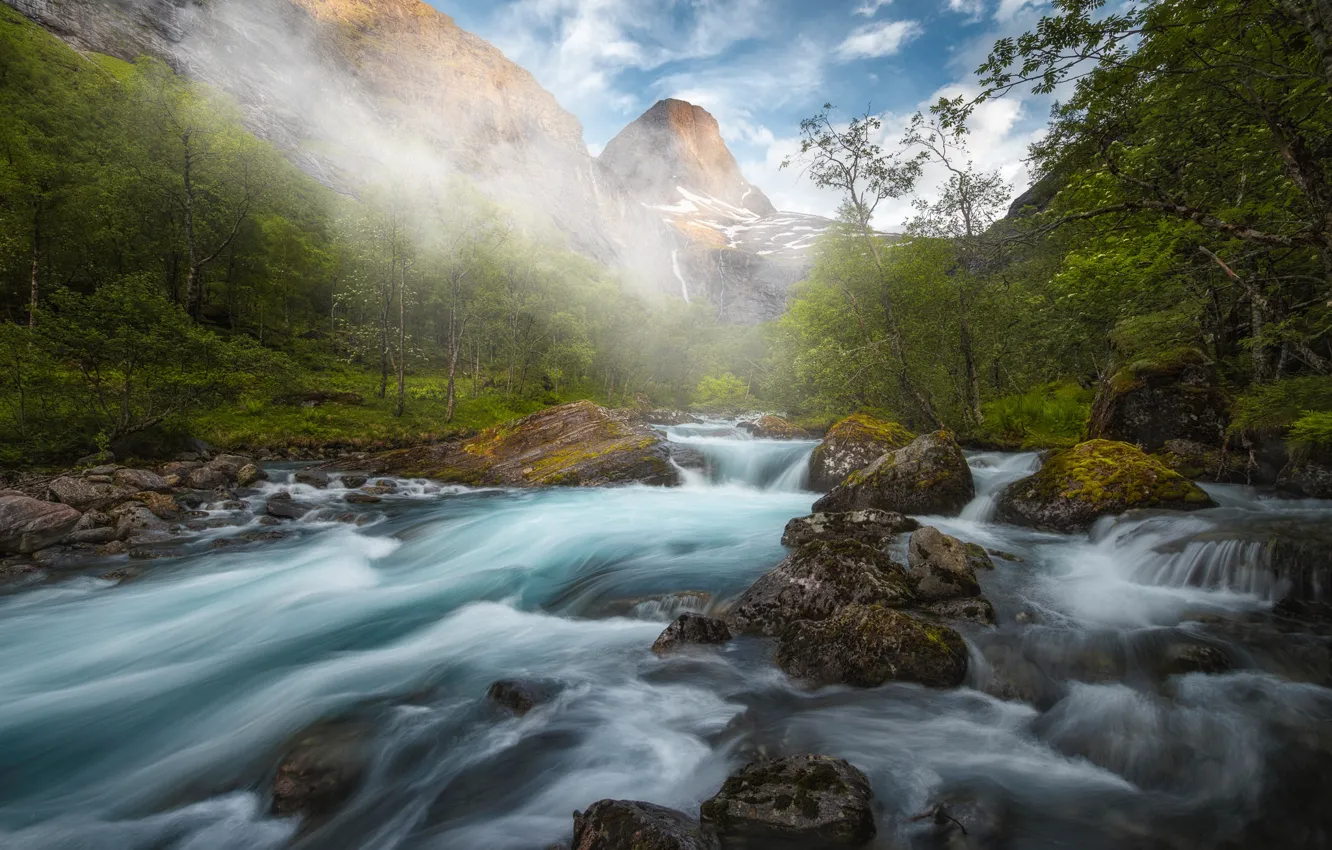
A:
812;432;974;517
781;510;919;549
808;413;914;492
112;467;172;493
651;613;731;654
699;754;875;848
340;401;678;487
906;527;990;602
995;439;1216;532
775;604;969;688
46;476;133;512
743;415;810;440
1279;457;1332;499
572;800;719;850
0;496;81;554
725;540;913;637
1087;350;1227;452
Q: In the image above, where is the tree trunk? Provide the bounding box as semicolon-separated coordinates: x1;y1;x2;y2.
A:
395;268;406;418
28;205;39;329
959;293;983;425
182;132;202;320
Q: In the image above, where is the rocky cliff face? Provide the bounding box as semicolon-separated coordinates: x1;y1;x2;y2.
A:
600;99;845;324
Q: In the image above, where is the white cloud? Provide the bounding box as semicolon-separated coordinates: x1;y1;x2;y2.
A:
854;0;894;16
834;20;924;61
945;0;987;18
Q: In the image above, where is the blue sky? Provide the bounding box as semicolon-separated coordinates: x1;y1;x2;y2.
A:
432;0;1053;227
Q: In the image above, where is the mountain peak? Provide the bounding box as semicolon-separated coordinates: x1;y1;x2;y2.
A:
599;98;776;217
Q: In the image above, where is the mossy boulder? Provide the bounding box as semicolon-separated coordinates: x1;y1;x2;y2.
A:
1088;350;1227;452
699;754;875;848
808;413;914;492
780;510;919;549
775;604;968;688
572;799;719;850
742;414;810;440
812;432;974;517
339;401;678;487
995;439;1216;532
906;526;991;602
725;540;913;637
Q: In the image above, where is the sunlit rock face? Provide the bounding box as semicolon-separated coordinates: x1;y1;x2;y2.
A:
599;98;859;324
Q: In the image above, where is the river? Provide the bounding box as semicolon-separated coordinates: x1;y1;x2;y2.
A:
1;422;1330;849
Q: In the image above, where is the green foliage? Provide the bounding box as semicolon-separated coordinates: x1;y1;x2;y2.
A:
693;372;752;412
1289;411;1332;453
1230;376;1332;436
979;383;1092;449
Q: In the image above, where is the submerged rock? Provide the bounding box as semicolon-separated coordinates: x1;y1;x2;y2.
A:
995;440;1216;532
699;754;875;848
342;401;678;487
266;493;316;520
270;720;372;822
775;604;968;688
651;613;731;654
812;432;974;517
780;510;919;549
907;527;990;602
725;540;913;637
0;496;82;554
808;413;914;492
486;679;558;716
572;799;719;850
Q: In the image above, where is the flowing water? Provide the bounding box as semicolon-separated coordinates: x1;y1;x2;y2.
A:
1;426;1331;849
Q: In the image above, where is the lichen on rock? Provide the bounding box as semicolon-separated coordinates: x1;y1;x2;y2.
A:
996;439;1216;532
808;413;914;492
812;431;974;517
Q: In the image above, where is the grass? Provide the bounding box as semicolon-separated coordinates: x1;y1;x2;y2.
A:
976;382;1093;449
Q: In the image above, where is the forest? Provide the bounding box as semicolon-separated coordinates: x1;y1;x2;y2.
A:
2;0;1331;467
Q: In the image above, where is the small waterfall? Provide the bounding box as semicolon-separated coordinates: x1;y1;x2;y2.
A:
960;451;1042;522
661;423;815;492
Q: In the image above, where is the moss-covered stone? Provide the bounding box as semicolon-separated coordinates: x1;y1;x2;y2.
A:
1088;350;1228;452
995;439;1216;532
808;413;914;492
699;755;875;849
329;401;678;488
725;540;913;636
743;414;811;440
572;799;719;850
813;431;974;516
780;509;919;549
775;604;968;688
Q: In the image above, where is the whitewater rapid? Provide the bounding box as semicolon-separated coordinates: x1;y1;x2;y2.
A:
0;423;1329;849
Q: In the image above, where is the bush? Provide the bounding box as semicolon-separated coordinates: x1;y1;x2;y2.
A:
693;372;752;412
980;382;1093;448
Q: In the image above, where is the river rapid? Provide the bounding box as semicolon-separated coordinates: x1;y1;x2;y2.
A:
1;422;1330;849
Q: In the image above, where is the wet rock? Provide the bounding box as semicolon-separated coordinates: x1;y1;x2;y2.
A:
295;468;330;489
1155;438;1248;483
572;799;719;850
345;493;382;505
1160;643;1232;676
97;540;130;556
641;409;702;426
667;445;707;471
775;604;968;688
131;491;182;521
360;485;394;497
257;515;283;527
236;463;267;487
185;466;230;490
372;479;398;490
75;509;112;530
744;414;809;440
808;413;914;492
907;527;989;602
925;597;997;626
0;495;82;554
986;548;1020;562
113;505;169;544
699;754;875;848
781;510;919;549
1279;457;1332;499
995;440;1216;532
1087;350;1227;453
112;468;172;493
340;474;369;490
270;720;372;822
725;540;913;637
266;493;315;520
0;560;44;587
68;527;120;545
341;401;678;487
910;793;1009;850
46;476;132;512
651;613;731;654
486;679;558;716
813;432;974;517
160;460;202;479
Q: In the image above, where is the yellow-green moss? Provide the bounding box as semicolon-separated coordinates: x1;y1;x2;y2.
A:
827;413;914;449
1035;439;1212;508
